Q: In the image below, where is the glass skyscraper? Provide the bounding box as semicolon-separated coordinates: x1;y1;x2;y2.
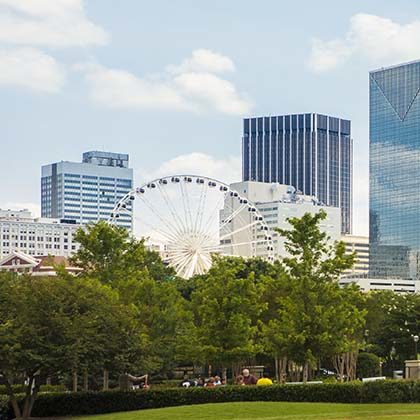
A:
370;60;420;279
41;151;133;229
242;113;352;234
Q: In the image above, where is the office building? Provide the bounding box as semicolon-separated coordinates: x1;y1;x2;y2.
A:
0;209;80;257
41;151;133;228
242;113;352;234
221;181;341;259
341;235;369;276
370;60;420;279
339;276;420;294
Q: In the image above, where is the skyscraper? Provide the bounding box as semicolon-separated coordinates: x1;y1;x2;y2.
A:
41;151;133;229
242;113;352;233
370;60;420;279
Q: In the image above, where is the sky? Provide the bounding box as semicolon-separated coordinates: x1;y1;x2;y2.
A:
2;0;420;235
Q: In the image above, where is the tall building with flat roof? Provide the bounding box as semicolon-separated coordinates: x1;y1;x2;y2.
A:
242;113;352;234
41;151;133;228
370;60;420;279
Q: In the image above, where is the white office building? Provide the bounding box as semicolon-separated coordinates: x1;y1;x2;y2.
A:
341;235;369;276
339;276;420;293
221;181;341;259
0;209;80;258
41;151;133;229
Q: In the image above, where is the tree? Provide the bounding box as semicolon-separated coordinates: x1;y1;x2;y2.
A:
357;352;381;378
0;272;142;420
71;221;192;378
261;210;366;381
71;221;175;285
190;256;263;378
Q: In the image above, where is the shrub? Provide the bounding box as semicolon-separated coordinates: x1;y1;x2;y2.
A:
6;381;420;419
357;352;381;378
0;384;66;395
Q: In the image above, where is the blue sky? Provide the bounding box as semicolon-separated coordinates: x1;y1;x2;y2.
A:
2;0;420;235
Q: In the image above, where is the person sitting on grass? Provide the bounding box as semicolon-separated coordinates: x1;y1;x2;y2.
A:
257;373;273;386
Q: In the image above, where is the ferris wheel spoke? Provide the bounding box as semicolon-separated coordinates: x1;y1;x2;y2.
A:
179;181;194;232
133;215;178;243
203;238;267;251
219;203;249;231
201;191;227;233
194;182;208;235
138;194;183;238
219;220;261;242
157;183;187;233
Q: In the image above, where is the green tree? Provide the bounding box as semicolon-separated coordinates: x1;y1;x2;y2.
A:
261;210;366;381
0;273;142;420
71;220;175;285
190;256;263;378
71;221;192;378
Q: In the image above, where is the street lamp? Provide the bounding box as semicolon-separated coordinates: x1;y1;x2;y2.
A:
413;335;419;359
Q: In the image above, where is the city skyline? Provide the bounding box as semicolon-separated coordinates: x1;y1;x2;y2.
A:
3;1;420;235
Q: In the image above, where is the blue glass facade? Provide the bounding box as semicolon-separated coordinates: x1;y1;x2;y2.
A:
370;61;420;279
243;113;352;234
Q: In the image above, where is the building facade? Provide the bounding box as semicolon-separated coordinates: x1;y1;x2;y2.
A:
339;276;420;293
41;151;133;229
242;113;352;234
341;234;369;277
0;209;80;258
370;60;420;279
221;181;341;259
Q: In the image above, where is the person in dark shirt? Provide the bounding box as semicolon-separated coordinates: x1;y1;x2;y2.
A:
242;369;257;385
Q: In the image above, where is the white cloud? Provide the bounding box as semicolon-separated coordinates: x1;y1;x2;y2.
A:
308;13;420;72
174;72;251;115
0;0;108;47
167;49;235;74
0;202;41;217
0;47;65;92
138;152;241;185
79;63;188;110
78;50;252;115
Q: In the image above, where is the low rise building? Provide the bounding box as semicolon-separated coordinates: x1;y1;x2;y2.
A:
339;275;420;293
0;209;80;258
221;181;341;259
0;250;82;276
341;234;369;276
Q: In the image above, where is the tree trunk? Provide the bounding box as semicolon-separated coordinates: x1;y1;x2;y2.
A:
103;369;109;391
83;370;89;391
302;362;309;383
222;367;227;381
72;370;78;392
2;377;22;419
274;356;279;382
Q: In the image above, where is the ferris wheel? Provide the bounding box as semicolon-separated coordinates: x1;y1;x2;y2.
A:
110;175;274;278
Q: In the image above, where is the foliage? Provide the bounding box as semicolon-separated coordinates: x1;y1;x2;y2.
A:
71;220;175;285
356;352;381;379
189;256;263;369
0;272;142;419
9;381;420;418
260;210;366;380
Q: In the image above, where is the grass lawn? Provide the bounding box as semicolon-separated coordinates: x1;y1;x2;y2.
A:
73;402;420;420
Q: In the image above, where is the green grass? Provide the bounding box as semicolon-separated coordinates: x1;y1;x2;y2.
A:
74;402;420;420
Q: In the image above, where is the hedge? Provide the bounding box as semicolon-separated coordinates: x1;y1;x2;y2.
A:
6;381;420;418
0;384;66;395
